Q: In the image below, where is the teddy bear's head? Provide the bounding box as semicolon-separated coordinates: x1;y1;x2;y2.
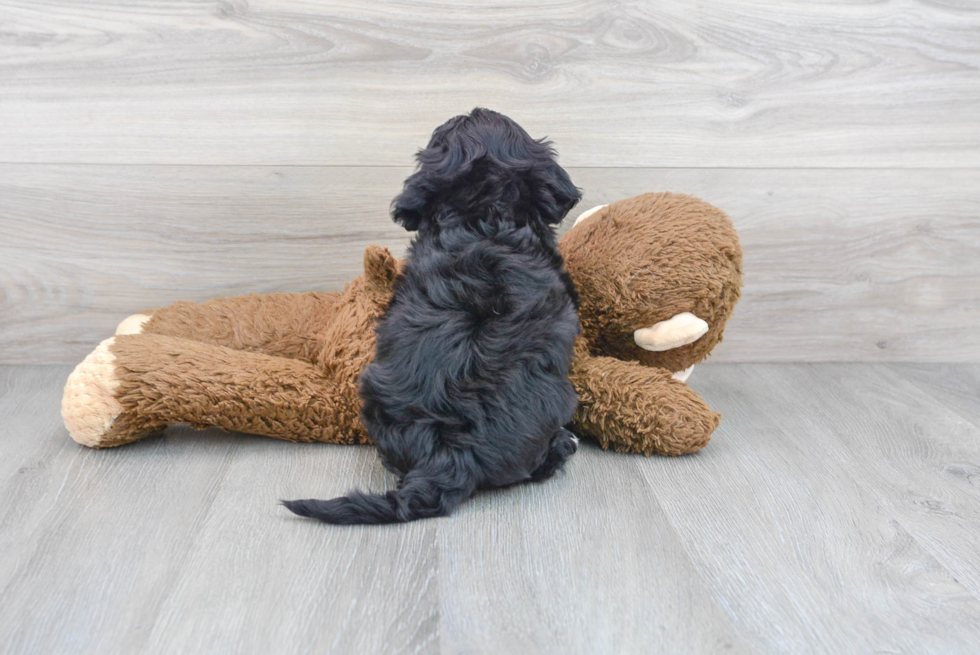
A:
559;192;742;375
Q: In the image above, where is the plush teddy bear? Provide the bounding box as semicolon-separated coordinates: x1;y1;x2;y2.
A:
62;192;742;456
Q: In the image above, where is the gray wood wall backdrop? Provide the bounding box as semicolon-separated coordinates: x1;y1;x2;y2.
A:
1;0;978;364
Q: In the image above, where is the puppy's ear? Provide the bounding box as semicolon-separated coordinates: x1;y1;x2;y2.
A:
391;115;472;232
391;171;427;231
534;157;582;225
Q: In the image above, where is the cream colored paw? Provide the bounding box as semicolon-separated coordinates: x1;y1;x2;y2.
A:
672;365;695;383
572;204;608;227
115;313;151;335
634;312;709;352
62;337;123;447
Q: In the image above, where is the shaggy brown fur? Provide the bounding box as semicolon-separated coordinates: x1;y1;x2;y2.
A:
562;192;743;375
94;245;399;447
62;193;742;456
570;338;720;456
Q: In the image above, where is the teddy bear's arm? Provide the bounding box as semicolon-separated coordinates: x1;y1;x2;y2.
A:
62;332;370;448
569;350;720;456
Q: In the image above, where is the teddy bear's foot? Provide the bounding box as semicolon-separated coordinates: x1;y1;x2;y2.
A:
672;365;695;382
573;204;608;227
62;337;161;448
62;337;125;447
115;313;152;335
633;312;709;352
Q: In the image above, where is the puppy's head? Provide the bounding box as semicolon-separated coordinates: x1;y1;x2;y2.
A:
392;108;581;231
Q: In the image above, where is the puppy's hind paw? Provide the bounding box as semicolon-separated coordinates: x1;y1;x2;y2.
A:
530;428;579;483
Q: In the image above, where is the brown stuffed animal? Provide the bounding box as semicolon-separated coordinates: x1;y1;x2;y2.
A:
62;192;741;456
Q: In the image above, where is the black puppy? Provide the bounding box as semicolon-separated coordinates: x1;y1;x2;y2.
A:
283;108;582;524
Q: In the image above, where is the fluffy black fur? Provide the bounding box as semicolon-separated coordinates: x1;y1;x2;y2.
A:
283;108;582;524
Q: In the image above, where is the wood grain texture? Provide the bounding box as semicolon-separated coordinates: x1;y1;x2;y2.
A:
437;451;747;654
4;364;980;653
0;365;68;481
0;164;413;363
648;363;980;654
1;0;978;167
789;363;980;600
2;164;977;364
0;366;437;655
888;363;980;428
144;441;439;655
688;363;980;647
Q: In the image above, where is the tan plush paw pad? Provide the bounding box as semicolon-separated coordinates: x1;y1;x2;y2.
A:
62;337;123;447
634;312;709;352
115;313;151;335
572;204;608;227
672;365;695;382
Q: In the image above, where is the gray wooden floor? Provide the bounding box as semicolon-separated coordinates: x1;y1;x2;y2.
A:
2;363;979;654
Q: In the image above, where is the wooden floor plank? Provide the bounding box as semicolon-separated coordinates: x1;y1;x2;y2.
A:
437;446;748;655
0;365;71;483
0;412;438;655
0;424;241;654
1;0;978;167
690;364;980;612
762;363;980;600
144;439;439;655
634;363;980;654
886;363;980;429
3;165;978;365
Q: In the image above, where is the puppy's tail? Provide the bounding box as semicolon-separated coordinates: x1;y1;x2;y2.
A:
281;456;475;525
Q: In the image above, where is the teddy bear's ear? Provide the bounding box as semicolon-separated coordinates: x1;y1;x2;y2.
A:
363;245;400;291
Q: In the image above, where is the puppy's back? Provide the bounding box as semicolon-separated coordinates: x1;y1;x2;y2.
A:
365;225;579;483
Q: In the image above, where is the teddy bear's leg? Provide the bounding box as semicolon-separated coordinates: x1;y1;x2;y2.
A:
114;292;340;363
62;333;368;449
570;354;720;456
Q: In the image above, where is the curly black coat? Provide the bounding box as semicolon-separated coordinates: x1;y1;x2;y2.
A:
284;108;582;523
